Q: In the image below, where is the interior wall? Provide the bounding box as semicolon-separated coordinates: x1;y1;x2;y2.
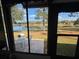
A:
53;0;79;3
14;53;50;59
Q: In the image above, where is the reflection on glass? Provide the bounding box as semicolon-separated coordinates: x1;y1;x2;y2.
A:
56;36;77;57
11;4;29;52
28;8;48;54
57;12;79;34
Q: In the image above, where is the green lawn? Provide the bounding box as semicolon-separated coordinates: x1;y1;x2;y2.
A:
56;43;77;57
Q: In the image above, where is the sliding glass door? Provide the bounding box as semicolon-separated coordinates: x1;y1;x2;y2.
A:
11;3;48;54
11;3;29;52
28;8;48;54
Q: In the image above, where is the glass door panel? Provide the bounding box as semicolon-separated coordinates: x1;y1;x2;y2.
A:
57;12;79;34
11;3;29;52
57;36;77;57
56;12;79;57
28;7;48;54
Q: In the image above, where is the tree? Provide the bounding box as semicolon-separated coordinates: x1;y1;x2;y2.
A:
74;18;79;25
35;8;48;31
11;5;24;24
68;12;79;25
60;20;70;24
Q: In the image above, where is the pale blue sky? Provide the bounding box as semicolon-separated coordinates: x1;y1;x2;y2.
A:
58;12;79;21
16;4;44;22
16;4;79;23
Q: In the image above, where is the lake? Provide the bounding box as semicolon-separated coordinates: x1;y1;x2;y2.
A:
13;25;28;31
13;25;47;31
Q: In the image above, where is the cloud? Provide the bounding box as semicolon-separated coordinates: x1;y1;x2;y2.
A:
24;14;36;17
58;16;63;19
29;15;36;17
24;14;26;17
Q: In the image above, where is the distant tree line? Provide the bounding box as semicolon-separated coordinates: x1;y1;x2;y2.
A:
59;18;79;25
74;18;79;25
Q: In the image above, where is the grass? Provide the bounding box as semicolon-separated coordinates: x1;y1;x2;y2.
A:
57;24;78;57
56;43;77;57
13;30;47;40
53;36;77;57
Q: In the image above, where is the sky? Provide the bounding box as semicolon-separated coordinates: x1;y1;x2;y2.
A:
15;4;79;23
15;4;47;23
58;12;79;21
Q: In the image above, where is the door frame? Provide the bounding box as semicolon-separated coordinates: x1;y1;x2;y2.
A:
49;2;79;59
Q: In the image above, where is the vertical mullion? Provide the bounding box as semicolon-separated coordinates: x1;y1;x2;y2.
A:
1;0;15;51
0;0;9;51
26;6;30;53
75;36;79;58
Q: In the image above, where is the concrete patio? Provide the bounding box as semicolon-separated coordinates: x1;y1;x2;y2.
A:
15;38;45;54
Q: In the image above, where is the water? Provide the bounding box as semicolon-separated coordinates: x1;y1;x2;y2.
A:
13;25;27;31
13;25;47;31
13;25;37;31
